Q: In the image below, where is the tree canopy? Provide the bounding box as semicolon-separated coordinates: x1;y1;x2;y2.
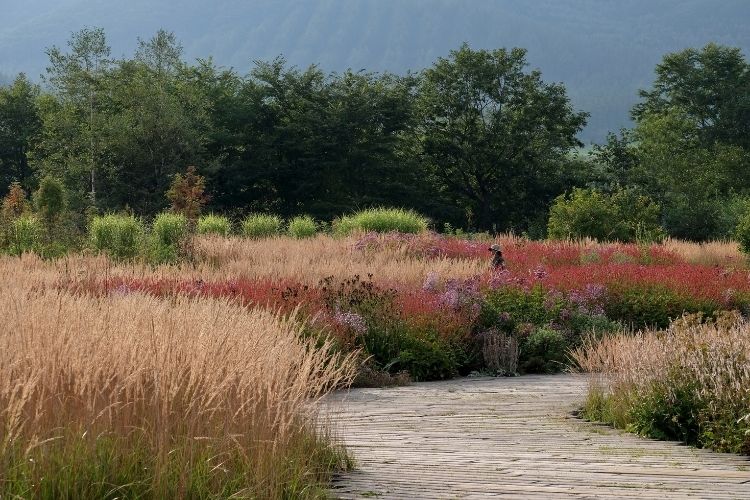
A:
0;29;748;241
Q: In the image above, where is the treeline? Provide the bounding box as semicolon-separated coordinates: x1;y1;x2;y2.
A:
0;28;749;240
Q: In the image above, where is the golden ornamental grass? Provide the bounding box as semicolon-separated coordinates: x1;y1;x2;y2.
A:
571;313;750;443
24;234;742;291
663;237;743;266
192;235;487;285
0;258;357;497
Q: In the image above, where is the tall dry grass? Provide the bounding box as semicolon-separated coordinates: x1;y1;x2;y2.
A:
0;259;357;498
571;312;750;452
193;235;487;285
29;234;744;293
663;238;743;266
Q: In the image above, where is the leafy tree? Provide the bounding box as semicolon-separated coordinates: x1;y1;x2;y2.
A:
547;187;663;242
103;31;209;215
633;43;750;150
735;209;750;256
34;29;211;216
416;44;588;231
1;181;30;220
43;27;112;207
632;110;748;240
588;129;639;191
0;74;41;194
207;58;419;220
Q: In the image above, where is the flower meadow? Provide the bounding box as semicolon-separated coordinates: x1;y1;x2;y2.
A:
3;231;750;495
67;232;750;382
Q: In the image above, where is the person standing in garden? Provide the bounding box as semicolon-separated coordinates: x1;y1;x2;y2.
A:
490;244;505;270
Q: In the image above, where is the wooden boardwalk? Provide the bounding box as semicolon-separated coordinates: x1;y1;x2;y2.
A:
324;374;750;499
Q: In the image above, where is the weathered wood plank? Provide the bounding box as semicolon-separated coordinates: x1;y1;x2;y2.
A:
323;374;750;499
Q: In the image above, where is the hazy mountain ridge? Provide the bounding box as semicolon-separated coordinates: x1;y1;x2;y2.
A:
1;0;749;142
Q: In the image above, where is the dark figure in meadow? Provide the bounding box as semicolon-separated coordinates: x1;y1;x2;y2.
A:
490;244;505;270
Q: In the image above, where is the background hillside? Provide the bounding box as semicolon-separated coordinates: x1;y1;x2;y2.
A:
1;0;749;142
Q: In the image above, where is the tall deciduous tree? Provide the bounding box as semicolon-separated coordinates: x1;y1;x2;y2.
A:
207;58;418;220
633;43;750;150
416;44;588;231
0;74;41;194
631;110;748;240
44;27;112;207
103;30;209;215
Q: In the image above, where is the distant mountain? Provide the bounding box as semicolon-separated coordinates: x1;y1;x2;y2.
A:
1;0;749;142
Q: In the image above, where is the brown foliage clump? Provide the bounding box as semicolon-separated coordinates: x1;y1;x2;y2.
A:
166;166;209;221
1;181;30;220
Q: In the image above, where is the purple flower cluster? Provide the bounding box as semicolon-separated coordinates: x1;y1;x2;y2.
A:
488;269;523;289
543;291;560;311
422;271;440;292
439;277;482;319
333;310;368;335
532;265;549;280
567;284;606;316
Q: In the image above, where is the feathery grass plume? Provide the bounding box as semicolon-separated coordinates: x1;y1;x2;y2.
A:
0;260;357;497
192;234;486;285
89;213;145;261
149;212;189;264
8;214;43;256
197;213;232;236
242;213;282;239
334;207;429;236
288;215;317;239
571;312;750;453
663;238;741;266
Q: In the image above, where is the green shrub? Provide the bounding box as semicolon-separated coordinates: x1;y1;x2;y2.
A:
548;188;664;243
149;212;189;264
480;285;558;330
394;336;459;381
197;214;231;236
736;209;750;255
288;215;317;239
520;327;568;373
604;284;718;329
241;213;282;239
578;317;750;454
360;322;460;382
7;215;42;255
334;208;429;235
584;372;748;454
90;214;145;261
33;176;67;223
567;312;621;341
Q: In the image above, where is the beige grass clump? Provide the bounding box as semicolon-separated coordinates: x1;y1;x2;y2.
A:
192;235;487;285
571;313;750;440
663;238;743;266
0;273;357;496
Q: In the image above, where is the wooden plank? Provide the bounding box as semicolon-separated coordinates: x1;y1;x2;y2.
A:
323;374;750;499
